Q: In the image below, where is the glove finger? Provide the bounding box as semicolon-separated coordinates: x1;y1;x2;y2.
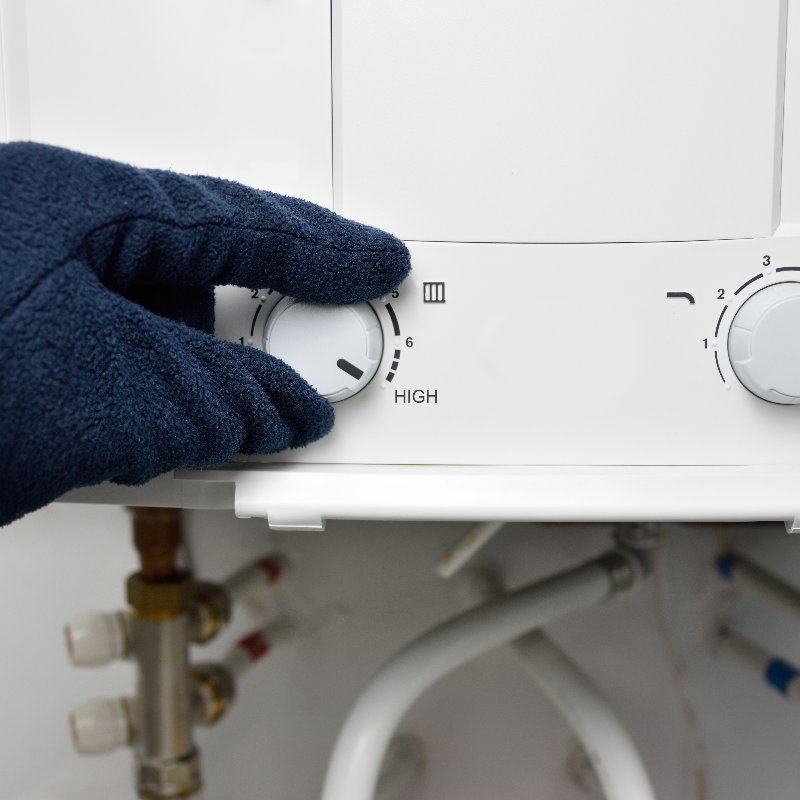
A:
225;343;334;453
105;308;335;483
0;142;410;308
127;285;216;333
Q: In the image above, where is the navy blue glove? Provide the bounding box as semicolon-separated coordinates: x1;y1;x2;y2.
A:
0;142;410;525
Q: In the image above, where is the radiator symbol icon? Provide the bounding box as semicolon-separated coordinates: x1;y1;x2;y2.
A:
423;282;446;303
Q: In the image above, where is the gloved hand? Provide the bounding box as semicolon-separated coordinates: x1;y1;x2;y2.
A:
0;142;410;526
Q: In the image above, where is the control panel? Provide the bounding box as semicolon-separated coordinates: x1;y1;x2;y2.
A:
214;236;800;468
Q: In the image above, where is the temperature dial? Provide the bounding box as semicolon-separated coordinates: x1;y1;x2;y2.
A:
263;299;383;402
728;282;800;404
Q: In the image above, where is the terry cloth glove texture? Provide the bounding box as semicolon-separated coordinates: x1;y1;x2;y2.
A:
0;142;410;526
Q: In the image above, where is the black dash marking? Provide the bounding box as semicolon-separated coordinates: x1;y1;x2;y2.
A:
386;304;401;336
267;288;274;295
250;303;263;337
734;274;763;295
666;291;695;304
715;305;728;338
393;349;401;360
391;361;399;370
337;359;364;380
714;352;726;384
776;267;800;272
386;372;395;383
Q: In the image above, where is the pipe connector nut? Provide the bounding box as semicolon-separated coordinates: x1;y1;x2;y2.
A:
137;748;202;799
189;582;232;644
192;663;236;726
127;573;192;618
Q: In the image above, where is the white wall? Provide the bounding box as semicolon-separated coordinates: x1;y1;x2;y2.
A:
2;506;800;800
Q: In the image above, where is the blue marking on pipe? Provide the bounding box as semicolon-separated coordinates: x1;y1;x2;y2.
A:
716;555;738;581
765;659;800;695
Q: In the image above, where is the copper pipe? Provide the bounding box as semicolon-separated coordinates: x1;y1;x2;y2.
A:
131;507;183;582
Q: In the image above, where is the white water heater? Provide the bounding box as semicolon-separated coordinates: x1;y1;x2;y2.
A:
3;0;800;526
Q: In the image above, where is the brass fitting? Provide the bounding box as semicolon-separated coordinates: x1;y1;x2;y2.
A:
191;664;236;726
188;582;231;644
127;573;192;619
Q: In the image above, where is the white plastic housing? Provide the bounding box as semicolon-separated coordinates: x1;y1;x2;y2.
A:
0;0;333;205
334;0;786;242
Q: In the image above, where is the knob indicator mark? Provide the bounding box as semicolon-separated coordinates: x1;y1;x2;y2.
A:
337;359;365;380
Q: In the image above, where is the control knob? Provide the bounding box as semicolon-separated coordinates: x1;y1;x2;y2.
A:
263;299;383;402
728;282;800;404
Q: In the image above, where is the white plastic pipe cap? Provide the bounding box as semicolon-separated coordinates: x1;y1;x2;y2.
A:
69;698;131;754
64;611;128;666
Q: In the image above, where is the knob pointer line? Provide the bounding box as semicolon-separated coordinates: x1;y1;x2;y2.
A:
336;359;365;381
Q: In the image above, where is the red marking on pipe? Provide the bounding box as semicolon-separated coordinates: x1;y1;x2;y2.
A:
239;631;271;663
258;557;282;584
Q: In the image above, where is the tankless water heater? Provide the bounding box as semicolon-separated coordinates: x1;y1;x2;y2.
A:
2;0;800;526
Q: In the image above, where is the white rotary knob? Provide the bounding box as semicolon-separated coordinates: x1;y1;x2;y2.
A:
728;282;800;404
263;299;383;402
